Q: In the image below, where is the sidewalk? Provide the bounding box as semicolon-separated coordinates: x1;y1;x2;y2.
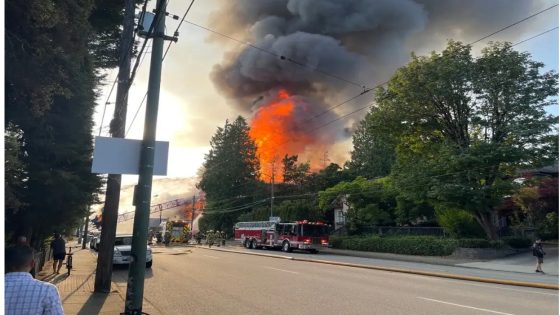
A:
37;243;160;315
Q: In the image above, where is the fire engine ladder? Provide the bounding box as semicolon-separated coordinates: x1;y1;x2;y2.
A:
117;198;191;223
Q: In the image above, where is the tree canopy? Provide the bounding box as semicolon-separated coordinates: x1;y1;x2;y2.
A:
5;0;130;245
375;41;558;239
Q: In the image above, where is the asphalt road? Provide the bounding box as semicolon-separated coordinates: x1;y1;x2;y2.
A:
112;247;558;315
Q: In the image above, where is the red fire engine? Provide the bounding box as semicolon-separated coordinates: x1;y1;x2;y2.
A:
233;219;331;253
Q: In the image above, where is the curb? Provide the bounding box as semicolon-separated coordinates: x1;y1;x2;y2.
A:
195;246;558;290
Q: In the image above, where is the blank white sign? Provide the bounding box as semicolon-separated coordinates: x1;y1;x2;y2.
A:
91;137;169;175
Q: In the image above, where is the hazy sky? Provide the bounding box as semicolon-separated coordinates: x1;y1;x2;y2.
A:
92;0;559;198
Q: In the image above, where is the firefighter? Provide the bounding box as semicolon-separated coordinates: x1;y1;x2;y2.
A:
221;231;226;246
164;231;171;246
207;230;215;248
216;230;222;247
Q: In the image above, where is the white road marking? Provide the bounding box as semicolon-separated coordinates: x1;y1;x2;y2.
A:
201;255;219;259
417;297;514;315
264;267;299;274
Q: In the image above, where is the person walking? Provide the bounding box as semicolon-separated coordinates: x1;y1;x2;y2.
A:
50;233;66;274
532;239;546;273
5;245;64;315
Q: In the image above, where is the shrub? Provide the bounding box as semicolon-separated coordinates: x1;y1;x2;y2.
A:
435;207;485;238
330;235;457;256
502;237;532;248
457;238;504;249
537;212;559;240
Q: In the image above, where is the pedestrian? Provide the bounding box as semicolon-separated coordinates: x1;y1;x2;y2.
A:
50;233;66;274
5;245;64;315
532;239;546;273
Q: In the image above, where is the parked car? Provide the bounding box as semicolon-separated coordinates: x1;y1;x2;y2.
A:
113;234;153;268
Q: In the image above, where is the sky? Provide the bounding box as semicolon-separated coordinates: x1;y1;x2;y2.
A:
91;0;559;211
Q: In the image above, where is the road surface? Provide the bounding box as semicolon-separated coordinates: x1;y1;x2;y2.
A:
112;247;558;315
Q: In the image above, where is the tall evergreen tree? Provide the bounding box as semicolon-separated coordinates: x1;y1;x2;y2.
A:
198;116;260;233
5;0;127;245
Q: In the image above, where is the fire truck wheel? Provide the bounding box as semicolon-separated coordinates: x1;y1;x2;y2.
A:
250;239;258;249
282;241;292;253
244;239;250;248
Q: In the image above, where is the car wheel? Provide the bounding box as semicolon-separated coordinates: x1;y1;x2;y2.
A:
146;261;152;268
282;241;292;253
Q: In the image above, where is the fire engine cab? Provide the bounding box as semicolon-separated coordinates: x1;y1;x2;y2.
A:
233;219;330;253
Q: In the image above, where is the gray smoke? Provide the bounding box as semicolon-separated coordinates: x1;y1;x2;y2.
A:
206;0;551;161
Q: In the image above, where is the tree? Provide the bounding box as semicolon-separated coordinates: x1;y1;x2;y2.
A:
347;106;400;179
282;154;311;189
198;116;261;233
319;177;397;234
5;0;126;245
378;41;557;239
5;123;27;242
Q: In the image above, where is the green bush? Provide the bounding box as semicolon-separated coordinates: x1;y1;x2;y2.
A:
457;238;504;249
435;207;485;238
502;237;532;248
537;212;559;241
330;235;457;256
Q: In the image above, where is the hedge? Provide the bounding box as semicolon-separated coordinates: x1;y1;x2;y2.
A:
330;235;458;256
502;237;532;249
456;238;504;249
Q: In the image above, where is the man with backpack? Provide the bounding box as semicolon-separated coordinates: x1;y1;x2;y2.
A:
532;239;546;273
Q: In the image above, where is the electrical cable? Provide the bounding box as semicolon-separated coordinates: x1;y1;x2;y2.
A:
125;0;196;136
181;19;364;88
512;26;559;47
469;4;558;45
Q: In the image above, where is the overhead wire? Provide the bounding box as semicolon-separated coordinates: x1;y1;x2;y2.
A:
180;19;364;88
512;26;559;47
469;4;558;45
120;3;559;216
125;0;196;136
188;11;560;200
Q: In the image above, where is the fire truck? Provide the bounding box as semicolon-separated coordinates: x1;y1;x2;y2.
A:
161;220;190;243
233;219;331;253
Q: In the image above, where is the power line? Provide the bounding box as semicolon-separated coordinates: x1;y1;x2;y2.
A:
125;0;196;136
512;26;559;47
181;19;364;88
469;4;558;45
97;77;118;136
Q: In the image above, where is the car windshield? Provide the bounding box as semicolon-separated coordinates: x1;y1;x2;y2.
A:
114;237;132;246
301;224;330;237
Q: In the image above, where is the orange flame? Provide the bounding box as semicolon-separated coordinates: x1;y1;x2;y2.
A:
249;89;316;181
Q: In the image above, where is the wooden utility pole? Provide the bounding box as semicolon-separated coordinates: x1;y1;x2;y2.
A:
81;211;89;250
94;0;135;293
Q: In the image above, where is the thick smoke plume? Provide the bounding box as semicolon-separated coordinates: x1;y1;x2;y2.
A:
207;0;543;166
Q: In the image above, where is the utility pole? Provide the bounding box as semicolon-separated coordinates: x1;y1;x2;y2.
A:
322;151;330;168
191;195;196;239
82;209;90;250
270;159;276;219
94;0;134;293
124;0;173;312
191;195;196;220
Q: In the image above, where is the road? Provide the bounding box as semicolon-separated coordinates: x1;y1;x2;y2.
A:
112;247;558;315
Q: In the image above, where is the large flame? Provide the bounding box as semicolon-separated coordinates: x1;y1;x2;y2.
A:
249;90;318;181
